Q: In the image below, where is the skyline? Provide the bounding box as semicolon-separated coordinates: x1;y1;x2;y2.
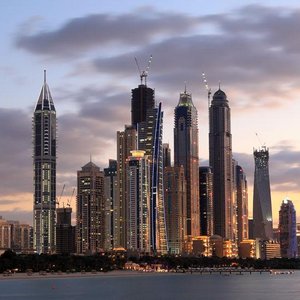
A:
1;1;300;226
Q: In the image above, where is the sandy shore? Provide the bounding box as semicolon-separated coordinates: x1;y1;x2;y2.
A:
0;270;172;281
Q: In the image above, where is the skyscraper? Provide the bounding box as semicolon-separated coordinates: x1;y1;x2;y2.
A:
104;159;119;250
56;207;76;254
131;84;155;129
174;89;200;237
163;143;171;168
199;166;214;236
235;165;248;243
126;150;151;253
33;71;56;254
253;146;273;240
279;198;297;258
138;103;168;254
117;125;137;249
209;88;233;240
164;166;186;254
76;161;105;254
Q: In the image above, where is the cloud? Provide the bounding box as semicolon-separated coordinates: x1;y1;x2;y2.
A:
15;10;201;58
0;199;21;205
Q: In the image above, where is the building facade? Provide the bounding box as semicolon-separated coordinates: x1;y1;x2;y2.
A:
279;199;297;258
209;89;233;240
131;84;155;129
236;165;249;243
164;166;186;254
56;207;76;254
33;71;57;254
253;146;273;240
104;159;119;250
76;161;105;254
126;150;151;253
199;166;214;236
138;103;168;254
174;89;200;237
117;125;137;249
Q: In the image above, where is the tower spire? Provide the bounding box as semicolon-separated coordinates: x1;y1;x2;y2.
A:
44;70;47;84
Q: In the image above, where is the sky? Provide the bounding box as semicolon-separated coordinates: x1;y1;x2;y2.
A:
1;0;300;226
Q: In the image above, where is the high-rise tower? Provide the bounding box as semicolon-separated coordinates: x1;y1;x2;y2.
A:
76;161;105;254
174;89;200;237
126;150;151;253
199;166;214;236
235;165;248;243
279;198;297;258
253;146;273;240
131;84;155;129
104;159;119;250
33;71;56;254
117;125;137;249
209;88;233;239
138;103;168;254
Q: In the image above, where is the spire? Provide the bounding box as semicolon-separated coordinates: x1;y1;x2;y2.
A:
184;81;187;94
35;70;55;112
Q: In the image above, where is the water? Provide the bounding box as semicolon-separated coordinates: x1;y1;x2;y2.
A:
0;271;299;300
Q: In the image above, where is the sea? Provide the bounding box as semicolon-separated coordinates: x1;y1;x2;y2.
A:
0;271;299;300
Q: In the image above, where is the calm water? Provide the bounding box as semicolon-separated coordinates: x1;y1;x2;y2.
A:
0;271;299;300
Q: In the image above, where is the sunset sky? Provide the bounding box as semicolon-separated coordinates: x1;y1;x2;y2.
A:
1;0;300;226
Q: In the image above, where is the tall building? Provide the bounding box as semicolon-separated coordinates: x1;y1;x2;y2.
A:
131;84;155;129
126;150;151;253
164;166;186;254
104;159;119;250
76;161;105;254
174;89;200;237
138;103;168;254
236;165;249;243
253;146;273;240
117;125;137;249
279;199;297;258
33;71;56;254
199;166;214;236
163;143;171;168
209;88;233;239
56;207;76;254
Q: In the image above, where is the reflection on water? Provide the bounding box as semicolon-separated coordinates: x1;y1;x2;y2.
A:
0;271;299;300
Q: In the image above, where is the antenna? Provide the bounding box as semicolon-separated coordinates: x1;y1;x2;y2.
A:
202;72;212;109
134;55;153;85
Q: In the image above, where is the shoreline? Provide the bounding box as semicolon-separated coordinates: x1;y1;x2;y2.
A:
0;270;177;281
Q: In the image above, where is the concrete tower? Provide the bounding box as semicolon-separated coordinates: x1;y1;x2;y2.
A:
253;146;273;240
33;71;56;254
126;150;151;253
209;88;233;239
236;165;248;243
174;89;200;237
117;125;137;249
199;166;214;236
76;161;105;254
279;198;297;258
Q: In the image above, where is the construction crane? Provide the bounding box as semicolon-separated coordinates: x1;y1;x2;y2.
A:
255;132;265;149
202;72;212;109
56;184;65;208
134;54;153;85
67;188;75;207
